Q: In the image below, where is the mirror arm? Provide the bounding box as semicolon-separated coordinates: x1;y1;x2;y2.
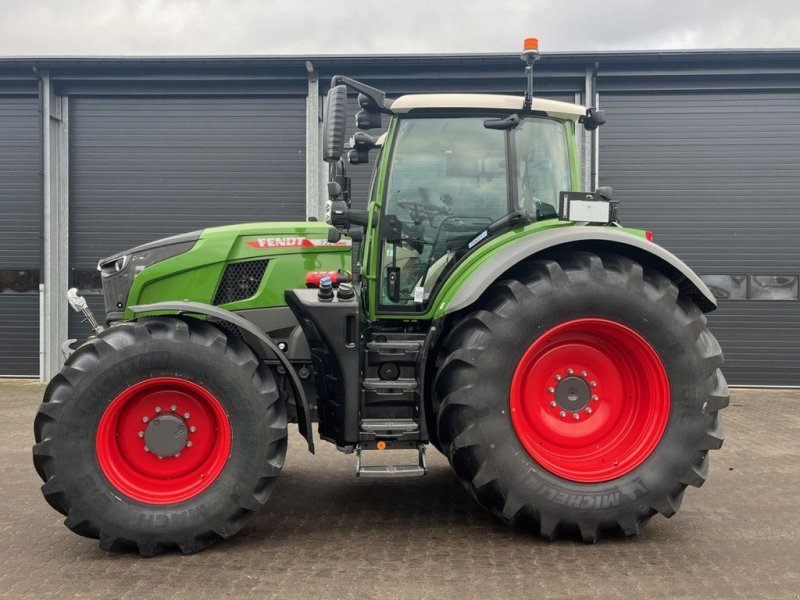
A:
330;75;393;113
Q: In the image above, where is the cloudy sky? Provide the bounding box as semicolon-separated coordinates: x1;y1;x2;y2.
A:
1;0;798;56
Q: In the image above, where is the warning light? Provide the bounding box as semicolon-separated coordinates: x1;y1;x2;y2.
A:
376;441;387;451
523;37;539;52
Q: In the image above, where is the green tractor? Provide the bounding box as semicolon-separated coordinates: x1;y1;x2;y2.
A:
33;40;728;556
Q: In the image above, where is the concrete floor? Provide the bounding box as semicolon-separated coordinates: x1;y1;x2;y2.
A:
1;380;798;599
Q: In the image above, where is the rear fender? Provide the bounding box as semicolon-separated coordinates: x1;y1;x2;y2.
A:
445;226;717;315
128;301;315;453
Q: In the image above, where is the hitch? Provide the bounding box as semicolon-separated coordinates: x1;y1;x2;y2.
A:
66;288;103;334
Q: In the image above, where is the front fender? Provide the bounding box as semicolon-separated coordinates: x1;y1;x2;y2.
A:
128;301;315;453
443;226;716;315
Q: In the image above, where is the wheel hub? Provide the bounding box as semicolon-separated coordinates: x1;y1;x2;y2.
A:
144;414;188;457
509;318;671;482
96;377;231;504
554;376;590;412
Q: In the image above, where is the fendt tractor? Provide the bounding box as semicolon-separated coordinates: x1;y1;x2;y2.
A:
34;39;728;556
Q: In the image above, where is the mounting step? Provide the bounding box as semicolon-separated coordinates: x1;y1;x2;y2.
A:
365;340;423;353
360;419;419;436
355;444;427;478
361;378;418;391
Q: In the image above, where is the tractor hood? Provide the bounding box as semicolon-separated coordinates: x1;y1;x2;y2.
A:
97;222;352;323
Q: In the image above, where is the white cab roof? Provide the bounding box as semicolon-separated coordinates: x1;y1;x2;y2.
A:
390;94;585;121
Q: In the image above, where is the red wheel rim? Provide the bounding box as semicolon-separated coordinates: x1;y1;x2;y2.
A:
96;377;231;504
510;318;670;483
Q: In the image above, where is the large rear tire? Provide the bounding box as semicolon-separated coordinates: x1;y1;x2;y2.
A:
434;251;728;541
33;317;287;556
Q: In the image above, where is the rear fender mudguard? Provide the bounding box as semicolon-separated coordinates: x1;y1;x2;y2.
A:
129;301;315;453
445;226;717;315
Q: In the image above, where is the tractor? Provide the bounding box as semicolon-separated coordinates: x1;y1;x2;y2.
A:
33;39;728;556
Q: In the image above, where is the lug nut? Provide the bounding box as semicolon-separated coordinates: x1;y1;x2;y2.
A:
138;431;144;438
591;395;599;401
184;413;190;419
170;405;177;412
585;407;593;414
154;406;161;413
143;446;149;452
580;370;588;377
186;441;193;447
550;400;557;408
190;426;197;433
174;452;181;458
559;411;566;418
547;386;555;393
142;416;149;423
567;368;574;375
158;456;163;460
573;413;580;420
590;381;597;387
554;374;562;381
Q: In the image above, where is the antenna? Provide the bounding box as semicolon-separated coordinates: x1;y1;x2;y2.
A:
521;38;541;111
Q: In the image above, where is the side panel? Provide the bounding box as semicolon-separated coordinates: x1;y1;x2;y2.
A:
124;223;352;317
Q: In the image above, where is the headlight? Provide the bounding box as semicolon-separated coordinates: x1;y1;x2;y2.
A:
97;230;201;322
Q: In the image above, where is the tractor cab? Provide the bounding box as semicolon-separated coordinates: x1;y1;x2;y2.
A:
321;72;598;313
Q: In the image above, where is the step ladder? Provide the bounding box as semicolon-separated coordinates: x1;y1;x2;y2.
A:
355;443;427;478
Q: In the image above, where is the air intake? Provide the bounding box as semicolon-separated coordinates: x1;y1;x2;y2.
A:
213;260;268;305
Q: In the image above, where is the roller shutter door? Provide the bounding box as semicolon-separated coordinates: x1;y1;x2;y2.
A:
0;96;41;376
68;95;306;340
600;91;800;385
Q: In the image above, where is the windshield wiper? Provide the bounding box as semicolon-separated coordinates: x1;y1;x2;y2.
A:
467;209;531;249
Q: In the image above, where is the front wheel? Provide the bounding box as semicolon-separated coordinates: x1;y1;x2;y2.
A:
33;317;287;556
434;251;728;541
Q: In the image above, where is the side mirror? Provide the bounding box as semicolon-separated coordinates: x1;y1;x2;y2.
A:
323;84;348;162
581;108;607;131
347;131;379;165
356;93;382;130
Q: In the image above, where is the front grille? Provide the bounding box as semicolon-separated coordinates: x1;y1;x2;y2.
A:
213;260;268;305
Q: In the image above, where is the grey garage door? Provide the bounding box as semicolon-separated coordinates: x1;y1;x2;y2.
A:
68;95;307;340
600;91;800;385
0;95;41;376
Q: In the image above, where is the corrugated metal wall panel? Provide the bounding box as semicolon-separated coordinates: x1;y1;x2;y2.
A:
0;96;41;269
600;91;800;385
69;96;307;268
0;295;39;377
0;95;40;376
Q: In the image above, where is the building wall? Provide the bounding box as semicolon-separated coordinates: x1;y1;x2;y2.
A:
0;88;41;376
0;51;797;384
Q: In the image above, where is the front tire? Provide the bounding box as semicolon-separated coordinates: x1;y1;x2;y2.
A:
434;251;728;541
33;317;287;556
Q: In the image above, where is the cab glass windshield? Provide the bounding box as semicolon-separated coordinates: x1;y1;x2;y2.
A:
379;115;571;307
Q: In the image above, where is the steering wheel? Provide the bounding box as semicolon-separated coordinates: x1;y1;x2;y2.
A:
398;200;449;223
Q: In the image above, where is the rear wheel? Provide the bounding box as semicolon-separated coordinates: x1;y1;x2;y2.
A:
33;317;287;556
434;251;728;541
